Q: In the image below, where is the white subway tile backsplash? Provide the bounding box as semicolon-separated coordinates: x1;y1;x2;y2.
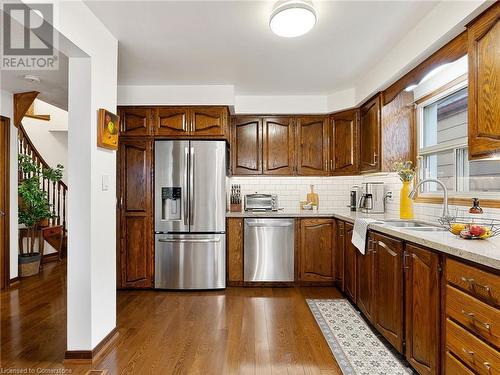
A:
229;173;500;222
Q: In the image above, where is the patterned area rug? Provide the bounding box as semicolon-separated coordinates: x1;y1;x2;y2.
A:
307;299;413;375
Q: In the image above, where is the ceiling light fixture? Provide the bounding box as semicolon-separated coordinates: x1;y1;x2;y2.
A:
270;0;317;38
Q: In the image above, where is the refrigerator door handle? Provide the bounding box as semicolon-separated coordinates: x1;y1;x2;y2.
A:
158;238;221;243
184;146;189;226
190;146;194;226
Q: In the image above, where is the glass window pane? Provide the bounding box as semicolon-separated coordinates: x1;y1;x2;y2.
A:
463;149;500;192
420;149;456;192
422;87;468;148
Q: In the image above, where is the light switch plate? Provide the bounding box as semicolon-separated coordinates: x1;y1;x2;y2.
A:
101;174;109;191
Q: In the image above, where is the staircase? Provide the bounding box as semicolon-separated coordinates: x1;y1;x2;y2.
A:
18;124;68;255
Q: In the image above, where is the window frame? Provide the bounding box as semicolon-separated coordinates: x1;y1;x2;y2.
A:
414;79;500;205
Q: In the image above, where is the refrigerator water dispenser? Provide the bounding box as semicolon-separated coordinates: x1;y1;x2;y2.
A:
162;187;182;221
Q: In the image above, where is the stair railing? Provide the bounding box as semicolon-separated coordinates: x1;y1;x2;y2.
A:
17;124;68;233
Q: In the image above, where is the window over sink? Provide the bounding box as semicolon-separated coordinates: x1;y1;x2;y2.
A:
416;79;500;200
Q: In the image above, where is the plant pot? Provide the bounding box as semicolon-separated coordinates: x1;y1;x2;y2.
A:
38;218;50;228
19;253;41;277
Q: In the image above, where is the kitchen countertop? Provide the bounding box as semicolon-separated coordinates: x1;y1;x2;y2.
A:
227;209;500;271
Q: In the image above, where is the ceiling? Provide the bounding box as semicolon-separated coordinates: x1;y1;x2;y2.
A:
85;0;438;95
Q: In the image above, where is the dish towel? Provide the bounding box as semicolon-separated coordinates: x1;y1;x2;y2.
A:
352;218;384;255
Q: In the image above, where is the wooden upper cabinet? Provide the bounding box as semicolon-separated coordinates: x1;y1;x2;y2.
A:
296;116;329;176
357;234;375;323
117;139;153;289
405;244;441;375
190;106;228;137
467;3;500;160
344;222;357;302
263;117;295;175
331;109;359;175
373;232;404;353
155;107;189;136
359;95;381;173
231;116;262;175
299;218;335;282
119;107;153;137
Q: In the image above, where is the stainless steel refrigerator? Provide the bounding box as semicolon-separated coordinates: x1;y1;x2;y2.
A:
154;140;227;289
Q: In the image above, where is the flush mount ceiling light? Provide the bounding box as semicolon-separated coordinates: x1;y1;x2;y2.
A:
270;0;317;38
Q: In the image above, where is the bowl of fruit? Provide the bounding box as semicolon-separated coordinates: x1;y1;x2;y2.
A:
439;217;499;240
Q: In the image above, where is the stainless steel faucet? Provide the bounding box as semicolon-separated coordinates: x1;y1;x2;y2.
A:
409;178;453;220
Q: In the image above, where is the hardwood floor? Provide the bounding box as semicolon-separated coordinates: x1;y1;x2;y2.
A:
1;261;343;374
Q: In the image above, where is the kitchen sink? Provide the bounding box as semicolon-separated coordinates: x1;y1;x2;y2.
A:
383;220;431;228
405;227;447;232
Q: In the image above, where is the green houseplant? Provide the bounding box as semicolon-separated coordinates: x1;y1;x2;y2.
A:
18;154;63;277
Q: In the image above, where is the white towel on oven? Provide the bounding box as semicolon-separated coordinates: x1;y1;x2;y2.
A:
352;218;384;255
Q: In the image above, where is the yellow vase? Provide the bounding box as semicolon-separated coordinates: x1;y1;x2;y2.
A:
400;181;414;219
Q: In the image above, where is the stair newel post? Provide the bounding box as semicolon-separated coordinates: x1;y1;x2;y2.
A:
51;180;56;225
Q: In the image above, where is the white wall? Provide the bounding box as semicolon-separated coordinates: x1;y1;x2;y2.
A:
0;90;18;280
54;0;118;350
22;99;68;184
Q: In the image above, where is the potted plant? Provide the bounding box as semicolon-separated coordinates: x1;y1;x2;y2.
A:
18;154;63;277
393;160;417;220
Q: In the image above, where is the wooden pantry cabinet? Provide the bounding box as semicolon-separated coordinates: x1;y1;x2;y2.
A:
467;3;500;160
117;139;154;289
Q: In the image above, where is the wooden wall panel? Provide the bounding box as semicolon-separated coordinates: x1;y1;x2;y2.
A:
381;90;415;171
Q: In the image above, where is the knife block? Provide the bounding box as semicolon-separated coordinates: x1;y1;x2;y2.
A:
230;203;242;212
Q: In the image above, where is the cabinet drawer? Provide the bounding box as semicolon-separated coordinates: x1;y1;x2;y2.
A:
447;285;500;347
446;258;500;307
446;351;476;375
446;318;500;375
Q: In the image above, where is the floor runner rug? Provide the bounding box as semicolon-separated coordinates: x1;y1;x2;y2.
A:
307;299;413;375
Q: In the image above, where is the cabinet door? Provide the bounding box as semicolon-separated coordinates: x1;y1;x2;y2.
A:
296;116;329;176
373;232;404;352
117;140;153;288
334;220;345;290
190;106;228;137
155;107;189;136
357;234;375;323
299;218;334;282
467;3;500;160
405;244;440;375
227;218;244;283
331;110;358;175
359;95;381;173
119;107;153;137
231;117;262;175
263;117;295;175
344;222;357;302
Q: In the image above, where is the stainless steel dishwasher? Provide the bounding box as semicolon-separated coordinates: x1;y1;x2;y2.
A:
244;218;294;282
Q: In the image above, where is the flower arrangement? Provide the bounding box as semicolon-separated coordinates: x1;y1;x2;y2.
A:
392;160;416;183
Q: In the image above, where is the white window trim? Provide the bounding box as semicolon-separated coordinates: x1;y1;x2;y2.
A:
416;79;500;200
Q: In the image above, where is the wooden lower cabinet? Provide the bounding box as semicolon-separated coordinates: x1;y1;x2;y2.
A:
227;218;244;284
445;256;500;375
357;235;374;323
405;243;441;375
299;218;335;283
344;223;356;302
117;139;154;288
334;220;345;290
373;232;404;352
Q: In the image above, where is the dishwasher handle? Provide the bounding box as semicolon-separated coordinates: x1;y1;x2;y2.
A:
158;238;220;243
245;223;293;228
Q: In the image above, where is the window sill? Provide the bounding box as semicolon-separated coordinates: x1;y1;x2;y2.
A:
415;195;500;209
